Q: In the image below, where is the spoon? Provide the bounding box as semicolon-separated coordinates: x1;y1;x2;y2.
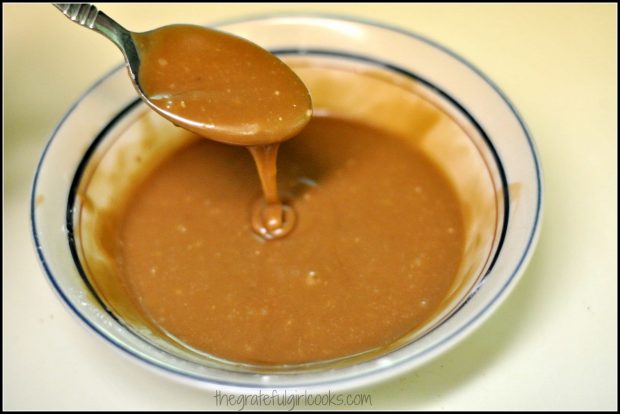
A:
53;3;312;146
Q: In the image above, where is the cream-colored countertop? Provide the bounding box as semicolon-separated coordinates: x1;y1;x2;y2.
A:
3;4;617;410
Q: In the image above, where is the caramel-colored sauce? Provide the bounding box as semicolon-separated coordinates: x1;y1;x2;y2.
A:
133;25;312;146
117;115;464;364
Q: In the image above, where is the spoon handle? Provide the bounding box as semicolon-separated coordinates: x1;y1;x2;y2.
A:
53;4;140;77
54;4;125;48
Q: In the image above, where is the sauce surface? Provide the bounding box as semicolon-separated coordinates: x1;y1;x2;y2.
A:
116;115;465;364
133;25;312;146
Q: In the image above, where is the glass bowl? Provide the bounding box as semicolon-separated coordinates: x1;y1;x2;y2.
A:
31;14;542;392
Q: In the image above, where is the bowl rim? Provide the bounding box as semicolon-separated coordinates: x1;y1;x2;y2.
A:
30;13;543;392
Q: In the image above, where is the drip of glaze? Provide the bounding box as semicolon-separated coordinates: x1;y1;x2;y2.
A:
248;144;296;239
